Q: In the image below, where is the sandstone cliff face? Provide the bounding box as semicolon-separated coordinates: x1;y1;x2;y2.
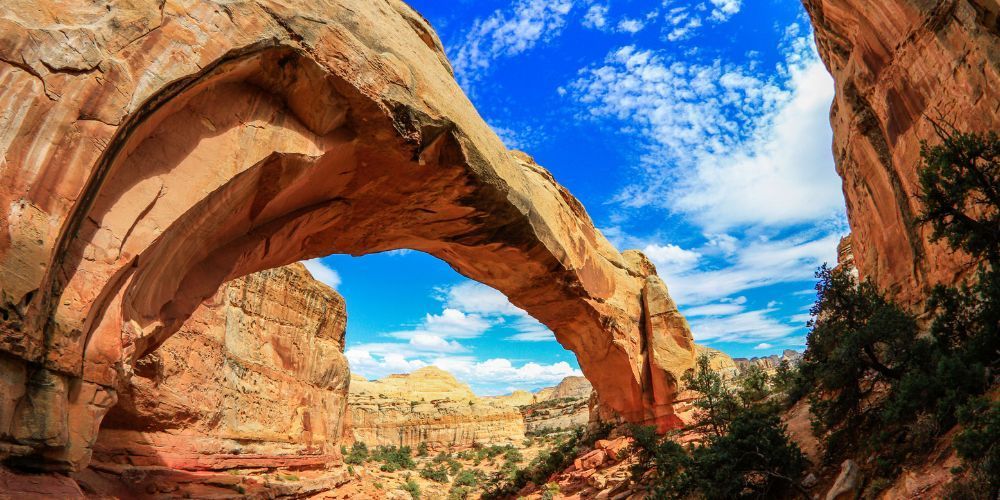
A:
520;377;593;434
0;0;695;469
346;368;525;448
91;263;350;473
803;0;1000;304
694;345;739;379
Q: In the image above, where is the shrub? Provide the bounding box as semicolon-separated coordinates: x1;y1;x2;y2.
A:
372;445;416;472
419;463;450;483
401;477;420;499
416;442;429;457
344;442;369;465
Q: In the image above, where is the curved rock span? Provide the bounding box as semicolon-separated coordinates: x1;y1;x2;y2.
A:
0;0;696;470
804;0;1000;304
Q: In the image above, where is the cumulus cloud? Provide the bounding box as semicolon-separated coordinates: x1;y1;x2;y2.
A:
754;342;773;350
582;4;609;29
301;258;341;290
570;32;843;230
569;25;846;351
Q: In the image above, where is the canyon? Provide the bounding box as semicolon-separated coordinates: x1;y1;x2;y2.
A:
0;0;697;474
0;0;995;497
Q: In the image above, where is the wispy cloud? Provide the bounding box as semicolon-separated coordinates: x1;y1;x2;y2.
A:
301;258;341;290
573;24;844;351
451;0;574;88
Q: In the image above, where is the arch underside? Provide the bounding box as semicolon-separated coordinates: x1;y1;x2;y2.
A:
0;0;695;470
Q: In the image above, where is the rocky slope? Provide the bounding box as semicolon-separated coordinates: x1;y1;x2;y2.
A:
74;263;352;497
803;0;1000;305
0;0;696;470
346;367;526;449
732;350;803;373
520;377;593;434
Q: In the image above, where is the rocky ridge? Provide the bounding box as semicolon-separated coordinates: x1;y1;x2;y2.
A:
346;368;527;449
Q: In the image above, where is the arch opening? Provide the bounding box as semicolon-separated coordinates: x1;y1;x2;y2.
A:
19;43;696;469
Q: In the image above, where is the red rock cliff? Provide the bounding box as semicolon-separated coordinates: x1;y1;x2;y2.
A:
92;263;349;471
803;0;1000;303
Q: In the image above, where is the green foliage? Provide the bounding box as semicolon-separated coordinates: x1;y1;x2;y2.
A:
416;442;429;457
631;360;806;499
917;128;1000;264
792;129;1000;485
952;397;999;498
419;463;450;483
452;469;482;488
401;477;421;499
481;425;607;499
344;442;369;465
685;409;806;499
540;483;560;500
797;264;925;459
371;445;416;472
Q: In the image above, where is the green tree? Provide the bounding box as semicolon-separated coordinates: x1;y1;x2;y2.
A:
682;355;739;437
917;128;1000;264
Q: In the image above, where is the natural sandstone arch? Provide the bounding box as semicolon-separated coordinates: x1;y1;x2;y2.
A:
0;0;695;470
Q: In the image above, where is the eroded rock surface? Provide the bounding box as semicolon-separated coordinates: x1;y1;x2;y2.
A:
804;0;1000;304
346;368;525;448
92;263;349;471
0;0;695;469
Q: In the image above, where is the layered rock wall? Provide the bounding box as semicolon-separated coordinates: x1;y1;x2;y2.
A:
0;0;695;469
803;0;1000;304
91;263;350;472
346;369;525;448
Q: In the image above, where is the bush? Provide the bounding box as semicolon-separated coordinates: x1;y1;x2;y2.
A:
416;442;429;457
952;397;999;498
344;442;369;465
372;445;416;472
631;359;806;499
401;477;420;499
419;463;450;483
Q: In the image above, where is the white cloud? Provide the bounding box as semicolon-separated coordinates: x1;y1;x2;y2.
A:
753;342;773;350
642;243;702;274
688;306;797;343
452;0;574;86
708;0;742;21
301;258;341;290
616;18;645;33
582;4;608;29
569;31;843;231
660;233;841;306
388;308;493;340
437;281;524;317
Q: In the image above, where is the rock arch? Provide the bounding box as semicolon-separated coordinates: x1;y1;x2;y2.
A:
0;0;695;470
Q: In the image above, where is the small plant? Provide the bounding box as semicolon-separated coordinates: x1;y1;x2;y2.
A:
540;482;559;500
344;442;369;465
401;477;421;499
417;441;429;457
419;463;450;483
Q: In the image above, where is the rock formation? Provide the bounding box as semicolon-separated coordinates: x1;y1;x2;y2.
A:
73;263;351;496
520;377;593;434
346;368;525;448
0;0;696;471
803;0;1000;304
694;345;739;379
732;350;802;373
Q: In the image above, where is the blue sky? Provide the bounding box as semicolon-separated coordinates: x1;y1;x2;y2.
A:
301;0;848;395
